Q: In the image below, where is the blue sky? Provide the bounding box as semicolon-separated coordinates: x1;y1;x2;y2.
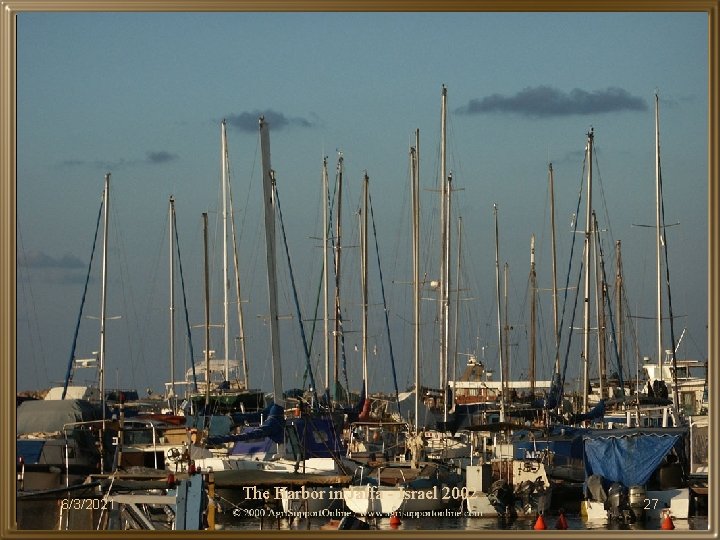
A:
16;11;708;398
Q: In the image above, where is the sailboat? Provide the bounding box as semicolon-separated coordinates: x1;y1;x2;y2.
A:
581;94;694;523
180;120;264;415
17;174;114;491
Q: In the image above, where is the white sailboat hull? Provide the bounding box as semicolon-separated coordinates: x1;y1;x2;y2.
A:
342;485;405;515
581;487;691;521
465;493;501;517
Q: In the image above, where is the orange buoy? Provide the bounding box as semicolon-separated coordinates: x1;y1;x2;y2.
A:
661;511;675;530
389;513;401;528
533;513;547;530
555;511;569;530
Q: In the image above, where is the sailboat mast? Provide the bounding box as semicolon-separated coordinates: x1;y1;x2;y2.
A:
411;130;420;430
169;196;176;412
592;211;606;400
494;204;506;423
654;93;663;376
582;129;594;413
439;85;448;392
615;240;624;380
361;173;369;397
503;262;510;394
221;120;230;381
333;154;344;399
322;157;330;392
203;212;211;411
99;173;110;466
259;116;285;409
453;216;462;388
529;234;537;397
549;163;561;375
443;174;452;423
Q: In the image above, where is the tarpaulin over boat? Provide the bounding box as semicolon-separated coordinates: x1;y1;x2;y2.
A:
206;404;285;446
583;427;687;487
16;399;103;434
513;425;587;460
285;415;343;457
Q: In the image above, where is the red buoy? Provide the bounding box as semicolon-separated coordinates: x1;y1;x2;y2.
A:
555;512;569;530
661;511;675;530
534;514;547;530
389;513;401;528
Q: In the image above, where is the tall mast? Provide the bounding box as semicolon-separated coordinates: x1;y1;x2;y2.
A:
439;84;449;392
333;154;344;400
361;172;369;397
99;173;110;471
582;129;594;413
615;240;624;380
593;211;606;401
322;157;330;392
203;212;211;412
443;173;452;423
411;130;420;430
529;234;537;397
226;139;250;390
453;216;462;388
259;116;284;409
169;196;177;412
503;262;510;394
494;204;506;423
654;93;663;376
221;120;230;381
549;163;561;375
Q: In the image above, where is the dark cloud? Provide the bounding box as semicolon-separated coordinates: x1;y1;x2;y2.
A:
146;151;178;164
225;109;315;133
61;159;85;167
455;86;648;117
19;250;84;269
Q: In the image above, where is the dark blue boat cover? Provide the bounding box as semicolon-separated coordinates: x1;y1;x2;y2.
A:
16;440;46;464
583;428;685;487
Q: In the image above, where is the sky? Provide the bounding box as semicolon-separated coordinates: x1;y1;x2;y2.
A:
16;11;709;400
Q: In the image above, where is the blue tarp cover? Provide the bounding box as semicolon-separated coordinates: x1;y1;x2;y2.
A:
206;404;285;446
583;428;685;487
17;440;45;464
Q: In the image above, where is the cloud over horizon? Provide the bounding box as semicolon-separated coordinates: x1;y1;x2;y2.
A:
146;151;179;164
61;149;179;169
455;86;648;117
225;109;315;133
19;250;84;269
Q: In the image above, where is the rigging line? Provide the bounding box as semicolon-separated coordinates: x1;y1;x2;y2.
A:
595;226;624;389
274;182;319;404
330;160;351;402
560;250;585;402
17;228;47;386
659;159;681;410
369;193;401;415
63;197;104;399
592;146;617;248
173;210;198;392
111;197;145;391
556;151;587;382
226;154;251;388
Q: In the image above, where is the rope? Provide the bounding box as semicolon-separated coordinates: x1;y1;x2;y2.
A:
273;183;319;404
173;210;198;392
62;197;104;399
369;193;401;415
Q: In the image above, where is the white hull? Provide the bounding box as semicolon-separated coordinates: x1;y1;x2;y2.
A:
465;493;501;517
342;485;405;515
582;487;691;521
194;455;353;475
280;486;344;513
